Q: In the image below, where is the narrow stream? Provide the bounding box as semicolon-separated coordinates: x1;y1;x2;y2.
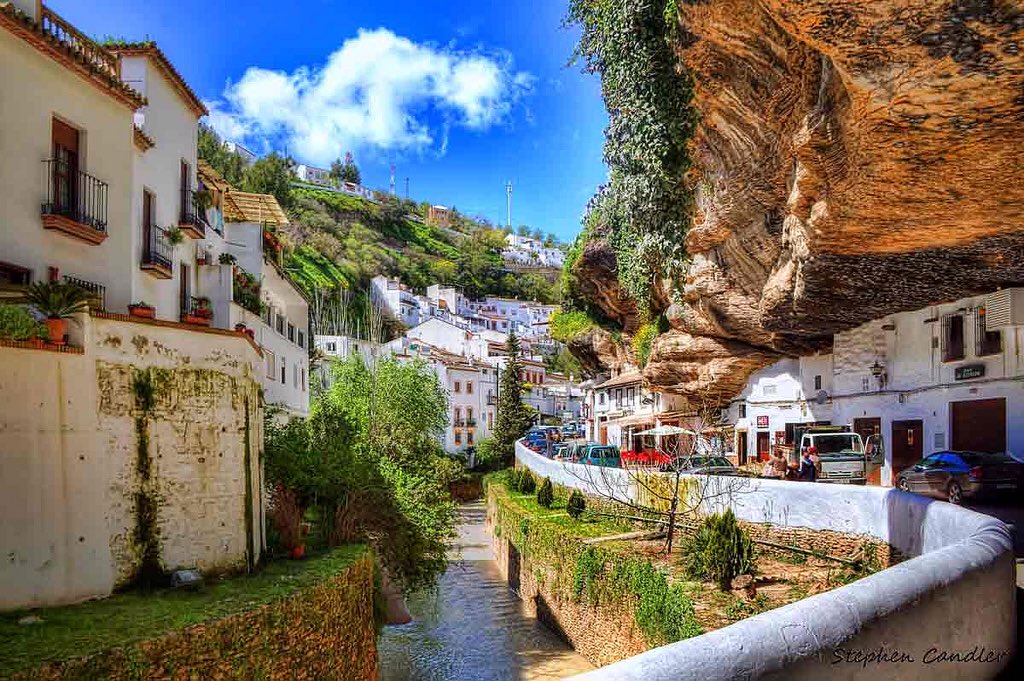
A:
378;502;593;680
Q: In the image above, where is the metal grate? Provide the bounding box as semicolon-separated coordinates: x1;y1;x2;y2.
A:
142;225;173;270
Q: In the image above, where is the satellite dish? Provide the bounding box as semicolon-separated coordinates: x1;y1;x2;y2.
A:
814;390;829;405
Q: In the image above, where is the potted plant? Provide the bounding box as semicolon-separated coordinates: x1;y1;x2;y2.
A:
128;301;155;319
218;252;237;266
165;226;185;246
195;297;213;319
23;282;90;345
194;188;213;213
0;303;43;346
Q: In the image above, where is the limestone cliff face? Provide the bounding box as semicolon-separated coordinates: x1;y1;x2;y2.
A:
571;0;1024;402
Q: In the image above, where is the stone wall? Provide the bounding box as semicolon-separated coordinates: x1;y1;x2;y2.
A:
485;489;649;667
10;549;378;681
0;313;265;609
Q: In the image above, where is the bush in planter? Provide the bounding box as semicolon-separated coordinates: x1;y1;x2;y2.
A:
536;477;554;508
23;282;91;344
567;489;586;519
165;226;185;246
683;509;755;591
0;304;41;341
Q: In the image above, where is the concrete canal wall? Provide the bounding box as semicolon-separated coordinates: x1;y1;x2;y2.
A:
514;442;1016;680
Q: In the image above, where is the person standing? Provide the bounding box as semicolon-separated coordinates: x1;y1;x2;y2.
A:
798;449;817;482
808;445;822;479
772;450;789;480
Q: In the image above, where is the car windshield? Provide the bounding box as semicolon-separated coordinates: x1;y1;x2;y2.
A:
685;456;732;468
587;447;619;458
813;434;862;454
959;451;1015;465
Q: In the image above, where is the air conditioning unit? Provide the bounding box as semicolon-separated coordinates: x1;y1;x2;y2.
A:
984;289;1024;330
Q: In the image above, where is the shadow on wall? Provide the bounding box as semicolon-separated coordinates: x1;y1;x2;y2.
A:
508;539;521;594
535;592;573;647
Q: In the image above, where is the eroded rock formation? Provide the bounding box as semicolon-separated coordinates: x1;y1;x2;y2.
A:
570;0;1024;402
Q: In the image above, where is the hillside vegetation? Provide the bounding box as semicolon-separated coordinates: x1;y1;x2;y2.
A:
200;126;561;305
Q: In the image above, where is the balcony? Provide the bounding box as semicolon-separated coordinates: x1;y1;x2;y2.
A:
63;275;106;311
40;6;120;83
178;187;208;239
41;159;108;244
180;296;212;326
140;225;173;279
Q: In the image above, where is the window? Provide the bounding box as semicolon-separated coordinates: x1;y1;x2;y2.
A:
599;392;606;405
861;376;870;392
467;430;474;445
488;411;494;429
276;313;284;335
738;403;747;419
942;314;965;362
281;361;286;384
0;260;32;286
293;363;299;388
265;350;276;379
326;342;337;353
297;330;305;349
287;323;295;342
454;430;462;445
627;387;635;405
814;375;822;391
762;383;777;397
301;368;306;392
975;309;1002;356
454;381;462;393
454;407;462;424
466;381;474;394
615;388;623;406
467;408;474;424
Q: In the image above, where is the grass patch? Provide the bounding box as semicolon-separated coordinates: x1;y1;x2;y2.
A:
549;309;597;343
0;545;367;676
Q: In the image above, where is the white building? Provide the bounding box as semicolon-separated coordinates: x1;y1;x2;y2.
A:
502;233;565;269
724;288;1024;486
585;371;678;450
371;275;422;328
294;164;331;186
224;140;256;166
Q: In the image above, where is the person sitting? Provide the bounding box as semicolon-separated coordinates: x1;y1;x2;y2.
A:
771;451;789;480
798;449;817;482
761;460;776;478
808;445;822;478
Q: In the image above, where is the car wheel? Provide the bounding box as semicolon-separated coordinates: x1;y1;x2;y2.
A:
947;482;963;505
898;478;910;492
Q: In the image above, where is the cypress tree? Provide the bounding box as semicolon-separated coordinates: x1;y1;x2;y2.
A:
493;332;534;467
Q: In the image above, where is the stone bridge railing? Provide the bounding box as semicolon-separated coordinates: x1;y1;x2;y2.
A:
515;442;1016;680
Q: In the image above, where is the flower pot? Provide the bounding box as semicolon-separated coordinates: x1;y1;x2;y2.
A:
182;314;211;327
290;544;306;560
44;318;67;345
129;306;155;319
244;328;255;340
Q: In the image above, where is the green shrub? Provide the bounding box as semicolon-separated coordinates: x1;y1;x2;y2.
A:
519;470;536;495
567;490;586;520
549;309;597;343
0;304;42;341
631;321;660;368
536;477;554;508
683;509;755;591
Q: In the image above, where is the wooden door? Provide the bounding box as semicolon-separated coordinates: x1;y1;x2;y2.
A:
142;190;154;254
951;398;1006;453
891;420;923;478
180;160;190;219
179;263;189;314
756;432;770;462
854;417;882;485
736;431;748;466
52;118;79;213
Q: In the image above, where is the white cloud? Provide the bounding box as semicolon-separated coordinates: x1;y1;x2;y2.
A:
205;29;533;166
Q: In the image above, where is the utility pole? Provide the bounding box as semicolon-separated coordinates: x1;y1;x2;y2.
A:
389;164;396;196
405;177;410;200
506;180;513;229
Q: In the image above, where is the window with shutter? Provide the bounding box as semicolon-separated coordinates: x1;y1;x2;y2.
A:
942;314;965;362
975;309;1002;356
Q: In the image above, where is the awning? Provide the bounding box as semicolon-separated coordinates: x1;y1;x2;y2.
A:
605;414;656;428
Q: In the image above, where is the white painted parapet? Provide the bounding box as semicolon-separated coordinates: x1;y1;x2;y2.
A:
514;442;1016;680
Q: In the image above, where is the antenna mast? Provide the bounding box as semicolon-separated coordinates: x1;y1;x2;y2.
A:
389;164;396;196
505;180;512;228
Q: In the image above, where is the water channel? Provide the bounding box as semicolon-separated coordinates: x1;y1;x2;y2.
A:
378;502;593;680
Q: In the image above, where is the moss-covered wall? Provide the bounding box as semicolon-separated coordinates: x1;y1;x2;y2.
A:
9;550;379;681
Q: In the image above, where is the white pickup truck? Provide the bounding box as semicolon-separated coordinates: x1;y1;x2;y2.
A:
791;425;867;484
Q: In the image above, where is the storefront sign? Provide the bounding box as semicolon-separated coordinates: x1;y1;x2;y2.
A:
955;364;985;381
756;415;769;428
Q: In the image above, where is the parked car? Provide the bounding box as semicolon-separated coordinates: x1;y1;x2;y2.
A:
575;444;621;468
895;451;1023;504
672;455;741;476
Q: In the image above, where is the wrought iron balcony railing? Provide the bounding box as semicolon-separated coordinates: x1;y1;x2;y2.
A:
42;159;108;233
179;187;208;236
142;225;173;272
62;275;106;310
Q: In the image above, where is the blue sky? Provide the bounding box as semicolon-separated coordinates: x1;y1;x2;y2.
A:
55;0;609;241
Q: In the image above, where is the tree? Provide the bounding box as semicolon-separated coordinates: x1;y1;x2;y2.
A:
243;152;295;210
562;394;753;554
331;151;361;184
197;123;246;186
493;332;534;467
517;225;530;237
